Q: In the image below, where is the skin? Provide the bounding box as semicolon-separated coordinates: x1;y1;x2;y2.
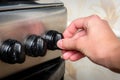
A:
57;15;120;73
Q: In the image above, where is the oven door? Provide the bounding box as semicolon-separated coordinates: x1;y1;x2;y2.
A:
1;57;65;80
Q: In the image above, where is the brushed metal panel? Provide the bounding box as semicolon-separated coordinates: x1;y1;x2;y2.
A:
0;4;67;78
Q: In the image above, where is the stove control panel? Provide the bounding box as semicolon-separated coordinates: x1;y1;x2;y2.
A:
0;30;63;64
0;1;67;78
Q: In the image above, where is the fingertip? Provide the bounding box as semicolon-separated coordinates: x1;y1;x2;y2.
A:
57;39;63;49
70;53;84;61
62;51;74;60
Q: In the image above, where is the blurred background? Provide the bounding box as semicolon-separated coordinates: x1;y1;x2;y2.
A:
60;0;120;80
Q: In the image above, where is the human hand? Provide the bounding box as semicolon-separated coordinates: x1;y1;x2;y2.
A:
57;15;120;69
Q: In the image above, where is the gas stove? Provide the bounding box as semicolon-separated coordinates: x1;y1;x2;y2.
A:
0;0;67;79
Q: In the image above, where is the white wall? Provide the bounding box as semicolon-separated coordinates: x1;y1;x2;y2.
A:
60;0;120;80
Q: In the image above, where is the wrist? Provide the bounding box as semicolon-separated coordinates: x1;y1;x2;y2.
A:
106;39;120;72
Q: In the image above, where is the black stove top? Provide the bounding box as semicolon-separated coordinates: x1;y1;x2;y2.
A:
0;0;35;4
0;0;63;11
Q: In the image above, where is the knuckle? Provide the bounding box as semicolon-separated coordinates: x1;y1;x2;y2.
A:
90;15;100;19
87;15;101;25
88;15;101;22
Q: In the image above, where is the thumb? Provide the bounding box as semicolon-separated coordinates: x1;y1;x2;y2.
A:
57;38;77;50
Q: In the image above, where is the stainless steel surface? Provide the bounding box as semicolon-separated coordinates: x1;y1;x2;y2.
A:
0;2;63;11
0;1;67;78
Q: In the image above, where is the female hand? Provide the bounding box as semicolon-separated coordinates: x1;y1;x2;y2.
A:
57;15;120;71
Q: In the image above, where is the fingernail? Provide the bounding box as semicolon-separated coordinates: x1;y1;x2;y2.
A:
57;39;63;49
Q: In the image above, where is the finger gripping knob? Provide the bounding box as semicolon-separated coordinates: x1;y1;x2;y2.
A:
43;30;63;50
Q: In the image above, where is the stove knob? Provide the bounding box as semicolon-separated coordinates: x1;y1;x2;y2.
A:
24;35;47;57
43;30;63;50
0;39;25;64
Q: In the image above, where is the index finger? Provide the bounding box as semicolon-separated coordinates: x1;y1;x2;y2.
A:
63;15;101;38
63;17;87;38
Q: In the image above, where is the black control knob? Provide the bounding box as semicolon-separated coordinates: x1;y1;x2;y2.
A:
43;30;63;50
24;35;47;57
0;39;25;64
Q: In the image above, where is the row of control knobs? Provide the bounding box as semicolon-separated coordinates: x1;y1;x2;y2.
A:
0;30;63;64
